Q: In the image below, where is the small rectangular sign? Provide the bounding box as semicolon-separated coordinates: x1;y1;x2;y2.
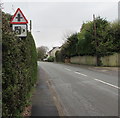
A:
12;24;27;37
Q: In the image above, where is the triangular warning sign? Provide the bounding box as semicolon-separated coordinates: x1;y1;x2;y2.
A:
10;8;28;24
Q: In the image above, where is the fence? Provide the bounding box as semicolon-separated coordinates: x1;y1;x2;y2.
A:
100;53;120;66
70;56;97;65
70;53;120;66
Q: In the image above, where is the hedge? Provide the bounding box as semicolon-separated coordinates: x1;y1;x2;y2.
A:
2;12;37;117
47;56;54;62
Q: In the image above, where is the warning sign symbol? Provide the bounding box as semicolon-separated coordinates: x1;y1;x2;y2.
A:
10;8;28;24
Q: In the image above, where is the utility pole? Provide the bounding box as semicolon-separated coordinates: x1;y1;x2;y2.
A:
93;14;98;66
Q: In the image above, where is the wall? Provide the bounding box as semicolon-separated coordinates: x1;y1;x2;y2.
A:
101;53;120;66
70;56;97;65
70;53;120;67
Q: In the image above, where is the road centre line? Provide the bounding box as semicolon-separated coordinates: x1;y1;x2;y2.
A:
94;78;120;89
65;68;87;76
65;68;72;71
75;72;87;77
75;71;119;89
64;67;119;89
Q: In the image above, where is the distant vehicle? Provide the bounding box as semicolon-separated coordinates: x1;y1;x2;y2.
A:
43;58;48;61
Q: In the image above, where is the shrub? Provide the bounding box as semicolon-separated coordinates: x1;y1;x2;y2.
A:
55;51;62;62
47;56;54;62
2;12;37;117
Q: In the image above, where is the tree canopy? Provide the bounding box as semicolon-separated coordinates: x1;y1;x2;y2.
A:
37;46;48;60
56;16;120;63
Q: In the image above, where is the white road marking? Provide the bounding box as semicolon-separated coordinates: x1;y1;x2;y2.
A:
65;68;71;71
94;78;120;89
75;72;87;77
65;68;119;90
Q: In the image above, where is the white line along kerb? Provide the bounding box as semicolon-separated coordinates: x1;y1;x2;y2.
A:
94;78;120;89
75;72;87;77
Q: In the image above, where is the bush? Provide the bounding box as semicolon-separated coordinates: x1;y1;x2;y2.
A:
47;56;54;62
2;12;37;117
55;51;62;62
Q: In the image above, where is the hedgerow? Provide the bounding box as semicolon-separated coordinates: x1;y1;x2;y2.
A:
2;12;37;117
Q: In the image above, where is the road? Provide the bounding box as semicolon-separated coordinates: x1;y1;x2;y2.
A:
38;62;118;116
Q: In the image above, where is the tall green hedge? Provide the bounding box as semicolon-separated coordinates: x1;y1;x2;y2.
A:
2;12;37;117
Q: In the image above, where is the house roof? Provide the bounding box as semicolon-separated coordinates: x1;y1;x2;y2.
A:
48;47;60;53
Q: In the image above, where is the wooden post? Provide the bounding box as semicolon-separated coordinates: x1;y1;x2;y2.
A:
118;2;120;23
30;20;32;32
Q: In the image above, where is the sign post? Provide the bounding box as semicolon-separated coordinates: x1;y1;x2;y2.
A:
10;8;28;37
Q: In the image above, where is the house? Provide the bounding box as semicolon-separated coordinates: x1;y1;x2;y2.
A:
47;47;61;58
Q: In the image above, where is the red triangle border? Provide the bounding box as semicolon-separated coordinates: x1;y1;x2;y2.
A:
10;8;28;24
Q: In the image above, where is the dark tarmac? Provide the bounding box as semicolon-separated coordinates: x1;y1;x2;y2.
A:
31;66;59;116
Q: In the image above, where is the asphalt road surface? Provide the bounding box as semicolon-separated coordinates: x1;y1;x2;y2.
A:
38;62;119;116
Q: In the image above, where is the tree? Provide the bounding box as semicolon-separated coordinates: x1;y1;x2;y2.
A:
37;46;48;60
93;17;112;57
60;33;78;61
108;21;120;53
56;16;119;65
77;17;112;57
77;21;96;56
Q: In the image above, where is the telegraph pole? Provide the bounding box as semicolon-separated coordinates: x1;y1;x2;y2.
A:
93;14;98;66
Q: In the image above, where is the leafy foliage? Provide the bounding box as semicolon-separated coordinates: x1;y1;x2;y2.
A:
37;46;48;61
55;51;62;62
108;21;120;53
2;12;37;117
56;16;120;63
47;56;54;62
77;21;96;56
60;33;78;61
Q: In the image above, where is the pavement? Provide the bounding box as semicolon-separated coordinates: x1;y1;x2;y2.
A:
37;62;119;116
31;65;59;116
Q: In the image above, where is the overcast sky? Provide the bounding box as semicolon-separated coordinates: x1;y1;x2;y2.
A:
3;0;119;50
